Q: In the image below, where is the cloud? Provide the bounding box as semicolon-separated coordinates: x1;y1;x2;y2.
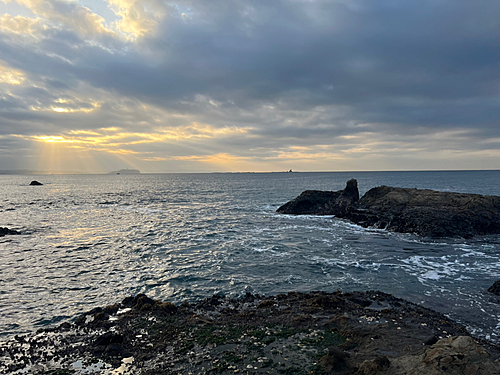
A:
0;0;499;172
0;60;25;84
0;13;42;34
106;0;166;39
13;0;116;38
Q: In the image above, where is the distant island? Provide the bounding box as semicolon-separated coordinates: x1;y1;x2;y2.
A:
108;169;141;175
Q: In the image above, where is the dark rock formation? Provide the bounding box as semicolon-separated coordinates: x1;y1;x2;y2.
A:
0;227;20;236
488;280;500;296
318;346;351;374
29;180;43;186
277;180;500;238
347;185;500;238
1;291;499;374
276;179;359;216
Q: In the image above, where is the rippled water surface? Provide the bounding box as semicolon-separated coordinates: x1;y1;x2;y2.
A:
1;171;500;342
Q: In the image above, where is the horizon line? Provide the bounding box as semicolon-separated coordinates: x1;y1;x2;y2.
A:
1;168;499;175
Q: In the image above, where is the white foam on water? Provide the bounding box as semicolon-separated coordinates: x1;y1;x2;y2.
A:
454;275;472;281
253;247;271;252
253;247;290;257
303;225;337;232
400;255;466;286
456;246;491;259
261;204;277;211
419;271;441;280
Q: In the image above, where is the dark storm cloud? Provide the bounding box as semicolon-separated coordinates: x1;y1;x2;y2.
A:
0;0;499;171
68;0;499;129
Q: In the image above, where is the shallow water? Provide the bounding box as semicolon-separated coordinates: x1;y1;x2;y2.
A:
1;171;500;343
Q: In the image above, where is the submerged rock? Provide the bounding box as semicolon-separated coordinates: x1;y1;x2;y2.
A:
29;180;43;186
277;180;500;238
0;227;20;236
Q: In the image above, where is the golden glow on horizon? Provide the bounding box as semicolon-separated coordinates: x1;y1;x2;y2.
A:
11;125;500;173
21;124;251;158
32;136;107;173
17;117;488;172
169;153;257;171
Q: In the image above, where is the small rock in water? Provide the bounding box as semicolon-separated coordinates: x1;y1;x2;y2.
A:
29;180;43;185
487;280;500;296
0;227;21;236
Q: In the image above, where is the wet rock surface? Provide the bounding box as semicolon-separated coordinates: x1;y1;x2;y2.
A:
277;180;500;238
1;291;499;374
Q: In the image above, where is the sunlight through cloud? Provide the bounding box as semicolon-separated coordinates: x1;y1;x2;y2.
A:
0;62;25;85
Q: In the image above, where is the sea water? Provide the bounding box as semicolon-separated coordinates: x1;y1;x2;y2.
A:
1;171;500;343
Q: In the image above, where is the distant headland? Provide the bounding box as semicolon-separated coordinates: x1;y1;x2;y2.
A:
108;168;141;175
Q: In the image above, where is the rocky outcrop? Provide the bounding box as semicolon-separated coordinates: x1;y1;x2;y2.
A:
29;180;43;185
276;178;359;216
0;227;20;236
488;281;500;296
277;180;500;238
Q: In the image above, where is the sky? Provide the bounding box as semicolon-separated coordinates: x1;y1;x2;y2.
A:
0;0;499;173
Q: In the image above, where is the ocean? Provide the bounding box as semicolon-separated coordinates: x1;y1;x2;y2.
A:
1;171;500;343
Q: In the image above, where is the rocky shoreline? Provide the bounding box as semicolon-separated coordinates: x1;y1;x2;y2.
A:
277;179;500;238
1;291;499;374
